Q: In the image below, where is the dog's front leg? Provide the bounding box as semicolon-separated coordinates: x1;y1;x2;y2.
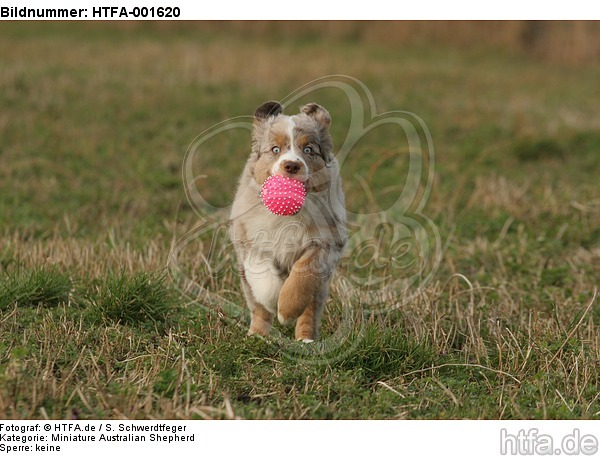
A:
277;247;331;341
293;282;329;342
248;302;275;337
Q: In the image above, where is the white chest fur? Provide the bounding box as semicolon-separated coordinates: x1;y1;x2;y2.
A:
240;209;311;312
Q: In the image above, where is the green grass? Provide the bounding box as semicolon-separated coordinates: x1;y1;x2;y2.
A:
0;266;72;310
86;271;179;328
0;23;598;419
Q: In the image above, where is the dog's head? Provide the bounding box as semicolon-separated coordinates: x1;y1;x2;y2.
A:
250;101;334;191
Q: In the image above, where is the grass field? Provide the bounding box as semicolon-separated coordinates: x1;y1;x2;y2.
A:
0;22;599;419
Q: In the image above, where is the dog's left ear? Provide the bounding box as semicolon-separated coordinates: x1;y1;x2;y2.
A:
301;103;331;130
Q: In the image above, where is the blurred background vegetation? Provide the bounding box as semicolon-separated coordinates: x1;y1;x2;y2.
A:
87;21;600;63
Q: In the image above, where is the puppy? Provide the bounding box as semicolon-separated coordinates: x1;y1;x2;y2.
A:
230;101;346;342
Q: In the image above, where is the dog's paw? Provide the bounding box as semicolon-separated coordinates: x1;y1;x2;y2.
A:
247;325;270;337
277;311;296;326
300;339;314;344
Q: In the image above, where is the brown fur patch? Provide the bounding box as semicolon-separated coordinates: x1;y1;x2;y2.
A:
294;284;328;340
253;154;274;185
269;120;291;150
277;250;324;324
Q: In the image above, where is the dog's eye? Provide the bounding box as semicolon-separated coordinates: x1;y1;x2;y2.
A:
272;146;281;154
303;146;313;154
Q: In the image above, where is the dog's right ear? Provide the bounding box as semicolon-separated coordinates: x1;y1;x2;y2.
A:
254;101;283;121
252;101;283;156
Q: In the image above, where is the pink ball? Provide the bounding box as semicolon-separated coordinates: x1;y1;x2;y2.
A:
260;174;307;216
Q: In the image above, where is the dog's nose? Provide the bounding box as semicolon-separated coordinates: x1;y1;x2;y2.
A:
283;161;301;175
